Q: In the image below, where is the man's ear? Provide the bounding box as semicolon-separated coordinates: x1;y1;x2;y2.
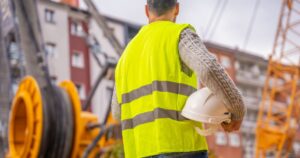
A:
145;5;150;18
175;3;179;16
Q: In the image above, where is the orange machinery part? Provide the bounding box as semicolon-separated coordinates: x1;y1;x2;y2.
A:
7;77;119;158
61;0;79;7
8;77;43;158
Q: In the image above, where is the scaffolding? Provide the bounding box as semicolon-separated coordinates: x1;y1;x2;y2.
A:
255;0;300;157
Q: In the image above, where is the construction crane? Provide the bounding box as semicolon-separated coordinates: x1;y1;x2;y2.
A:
255;0;300;157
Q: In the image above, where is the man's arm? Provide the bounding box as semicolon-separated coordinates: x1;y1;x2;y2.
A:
179;28;246;123
111;87;121;121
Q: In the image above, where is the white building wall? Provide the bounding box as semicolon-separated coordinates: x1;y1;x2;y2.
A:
38;0;136;123
89;20;125;122
38;1;70;82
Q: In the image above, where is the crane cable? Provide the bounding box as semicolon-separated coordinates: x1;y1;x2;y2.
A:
206;0;229;40
204;0;222;39
243;0;261;50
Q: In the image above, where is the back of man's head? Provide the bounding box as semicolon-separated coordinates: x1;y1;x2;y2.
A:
147;0;178;16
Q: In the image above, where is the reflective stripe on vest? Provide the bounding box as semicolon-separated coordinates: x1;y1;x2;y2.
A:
121;81;196;104
122;108;188;130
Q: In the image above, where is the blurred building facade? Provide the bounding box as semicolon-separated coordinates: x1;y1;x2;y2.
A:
234;50;268;158
206;43;300;158
37;0;140;123
7;0;298;157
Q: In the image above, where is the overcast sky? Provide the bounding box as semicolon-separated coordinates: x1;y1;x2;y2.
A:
87;0;282;58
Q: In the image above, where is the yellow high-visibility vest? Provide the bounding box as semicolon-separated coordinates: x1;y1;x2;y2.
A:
115;21;208;158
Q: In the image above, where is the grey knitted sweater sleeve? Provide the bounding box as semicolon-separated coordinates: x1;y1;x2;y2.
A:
111;28;246;121
179;28;245;120
111;86;121;120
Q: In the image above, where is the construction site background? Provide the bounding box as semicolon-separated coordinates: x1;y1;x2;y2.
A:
1;0;300;158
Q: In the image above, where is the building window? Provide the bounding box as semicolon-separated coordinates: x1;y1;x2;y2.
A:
220;56;231;68
72;51;84;68
234;61;240;70
257;88;262;98
75;84;86;100
215;132;227;145
12;82;19;94
71;21;85;36
45;42;56;57
294;142;300;154
251;65;260;76
50;76;57;84
87;35;102;54
8;41;19;60
45;9;55;23
229;133;240;147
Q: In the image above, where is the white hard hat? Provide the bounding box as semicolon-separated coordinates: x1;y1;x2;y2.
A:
181;87;231;136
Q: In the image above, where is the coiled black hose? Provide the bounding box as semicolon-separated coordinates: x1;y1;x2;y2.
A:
38;85;74;158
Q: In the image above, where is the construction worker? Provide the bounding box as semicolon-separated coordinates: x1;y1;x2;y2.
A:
112;0;246;157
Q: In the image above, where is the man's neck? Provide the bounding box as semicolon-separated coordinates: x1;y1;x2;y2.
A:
148;16;174;24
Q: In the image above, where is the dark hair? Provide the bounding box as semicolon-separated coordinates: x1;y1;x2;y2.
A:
147;0;178;16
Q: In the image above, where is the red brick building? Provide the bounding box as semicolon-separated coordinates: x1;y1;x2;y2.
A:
68;17;91;103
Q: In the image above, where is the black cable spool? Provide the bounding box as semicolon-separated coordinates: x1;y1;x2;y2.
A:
38;83;74;158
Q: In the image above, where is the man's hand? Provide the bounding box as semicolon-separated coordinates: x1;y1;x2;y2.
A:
221;120;242;132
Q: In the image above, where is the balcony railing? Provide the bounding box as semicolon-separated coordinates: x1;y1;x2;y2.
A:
236;70;265;87
243;96;261;110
